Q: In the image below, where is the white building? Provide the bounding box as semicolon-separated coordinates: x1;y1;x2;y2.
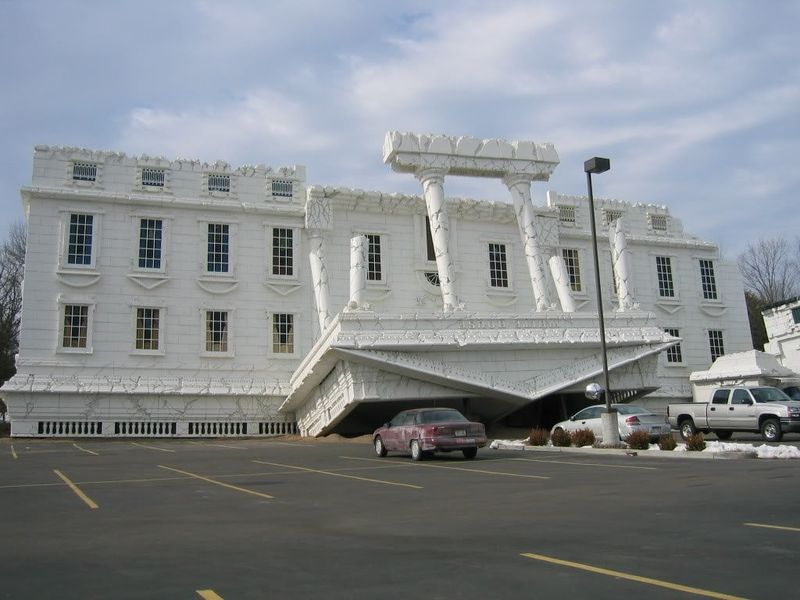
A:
762;297;800;373
1;132;752;437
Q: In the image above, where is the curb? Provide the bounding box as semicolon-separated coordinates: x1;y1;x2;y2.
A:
490;441;758;460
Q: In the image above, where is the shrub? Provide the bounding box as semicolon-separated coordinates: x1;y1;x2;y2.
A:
551;428;572;447
624;430;651;450
570;428;595;447
658;434;677;451
527;428;550;446
686;432;706;451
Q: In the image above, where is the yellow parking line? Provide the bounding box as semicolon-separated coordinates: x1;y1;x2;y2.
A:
53;469;99;509
196;590;224;600
158;465;274;499
253;460;422;489
73;443;99;456
512;457;658;470
132;442;175;453
744;522;800;533
10;445;17;459
521;553;747;599
343;456;549;479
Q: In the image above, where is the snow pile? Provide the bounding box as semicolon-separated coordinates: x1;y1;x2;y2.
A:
490;438;800;458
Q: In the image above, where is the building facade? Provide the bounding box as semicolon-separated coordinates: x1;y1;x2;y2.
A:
763;297;800;373
1;133;752;437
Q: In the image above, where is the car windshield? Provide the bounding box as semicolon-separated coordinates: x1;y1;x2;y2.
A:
418;410;469;424
750;387;792;403
614;405;649;415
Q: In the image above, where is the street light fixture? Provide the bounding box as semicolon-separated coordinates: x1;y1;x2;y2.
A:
584;156;619;446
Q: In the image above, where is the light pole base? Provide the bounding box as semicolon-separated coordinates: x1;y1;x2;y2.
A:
600;410;620;447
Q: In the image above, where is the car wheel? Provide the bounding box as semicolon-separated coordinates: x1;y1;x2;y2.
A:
410;439;424;461
462;447;478;459
714;430;733;441
761;418;782;442
374;436;387;457
679;419;696;440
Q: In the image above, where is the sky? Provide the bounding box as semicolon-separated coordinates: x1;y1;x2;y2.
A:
1;0;798;259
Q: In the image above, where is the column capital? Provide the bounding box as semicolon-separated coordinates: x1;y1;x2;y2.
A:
415;167;447;186
501;172;534;189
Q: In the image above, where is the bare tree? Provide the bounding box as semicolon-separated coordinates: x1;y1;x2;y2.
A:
737;237;799;305
0;221;26;399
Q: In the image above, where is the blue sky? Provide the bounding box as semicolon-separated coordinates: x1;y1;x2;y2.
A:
2;0;798;258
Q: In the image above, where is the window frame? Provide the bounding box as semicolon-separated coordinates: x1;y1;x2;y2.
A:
561;247;584;294
663;328;684;365
201;309;234;357
131;306;166;356
264;224;300;282
698;258;719;302
270;312;297;357
655;255;676;299
57;298;96;354
487;242;510;289
199;220;238;278
59;210;102;271
708;329;725;363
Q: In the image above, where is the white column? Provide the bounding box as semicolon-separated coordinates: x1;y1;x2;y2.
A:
503;174;551;311
548;254;576;313
416;168;460;312
308;232;331;330
348;235;368;310
610;218;635;311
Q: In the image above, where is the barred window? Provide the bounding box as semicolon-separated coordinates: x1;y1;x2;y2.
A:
558;205;575;224
272;228;294;276
142;168;165;187
664;328;683;363
793;307;800;324
208;173;230;193
656;256;674;297
709;329;725;362
271;179;293;198
562;248;581;292
72;162;97;182
138;219;163;269
604;209;623;226
205;311;228;353
136;308;160;351
272;313;294;353
67;213;94;266
650;214;668;231
699;259;718;300
62;305;89;348
366;234;382;281
207;223;229;273
488;243;509;288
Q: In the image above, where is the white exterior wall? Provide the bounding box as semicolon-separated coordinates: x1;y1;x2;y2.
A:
763;299;800;373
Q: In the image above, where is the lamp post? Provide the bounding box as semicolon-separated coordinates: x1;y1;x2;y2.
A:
584;157;619;446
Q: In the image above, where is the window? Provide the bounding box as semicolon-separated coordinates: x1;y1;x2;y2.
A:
138;219;163;269
604;209;623;227
656;256;674;297
558;205;575;224
699;259;718;300
562;248;582;292
709;329;725;362
792;307;800;324
423;217;439;286
135;308;160;351
272;228;294;276
731;389;751;405
488;243;509;288
72;163;97;182
142;168;165;188
650;214;668;232
208;173;230;193
207;223;229;273
711;389;730;405
62;305;89;348
271;180;293;198
272;313;294;353
205;311;228;353
366;234;382;282
664;328;683;364
67;213;94;266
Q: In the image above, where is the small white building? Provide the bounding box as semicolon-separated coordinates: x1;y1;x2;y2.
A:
1;132;752;437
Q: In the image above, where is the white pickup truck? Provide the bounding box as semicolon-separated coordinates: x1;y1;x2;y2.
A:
667;386;800;442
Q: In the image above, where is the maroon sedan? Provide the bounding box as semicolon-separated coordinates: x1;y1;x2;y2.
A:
373;408;487;461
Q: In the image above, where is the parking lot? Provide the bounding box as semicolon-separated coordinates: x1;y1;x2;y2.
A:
1;437;798;600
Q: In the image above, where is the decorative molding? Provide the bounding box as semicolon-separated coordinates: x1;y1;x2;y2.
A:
264;281;303;296
195;277;239;295
699;303;728;318
127;273;169;290
55;270;101;288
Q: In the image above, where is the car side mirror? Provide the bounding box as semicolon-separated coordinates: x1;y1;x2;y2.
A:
743;399;753;406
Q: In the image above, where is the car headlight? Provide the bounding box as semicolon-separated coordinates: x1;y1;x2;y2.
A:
788;407;800;417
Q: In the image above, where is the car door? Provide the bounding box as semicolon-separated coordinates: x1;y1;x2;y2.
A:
729;388;757;429
569;406;603;437
382;412;407;451
707;389;731;428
